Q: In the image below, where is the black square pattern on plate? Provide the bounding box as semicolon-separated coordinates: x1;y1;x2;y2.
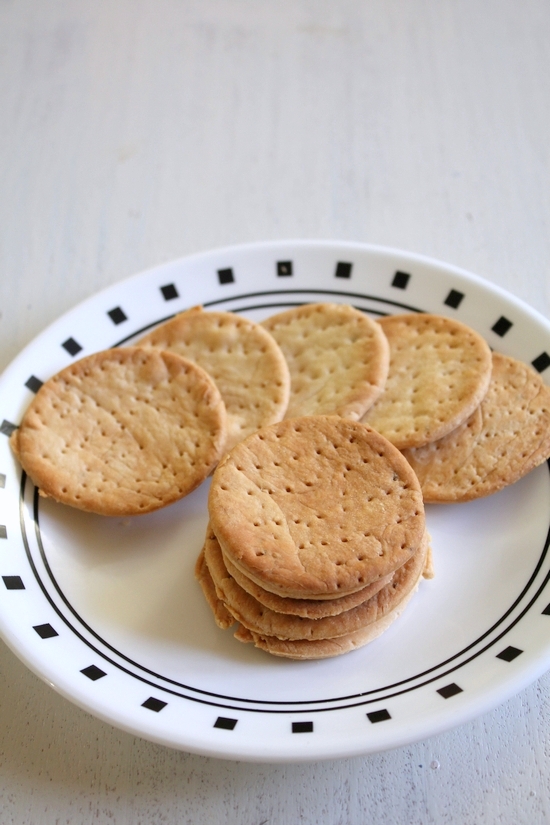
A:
0;474;5;488
444;289;465;309
81;665;107;681
292;721;313;733
108;307;128;325
496;645;523;662
367;709;391;724
2;576;24;590
25;375;43;393
218;268;235;285
335;261;353;279
491;316;513;337
0;526;7;539
277;260;293;277
62;337;83;356
160;283;179;301
33;623;58;639
0;420;17;437
542;602;550;615
392;271;410;290
142;697;167;712
437;682;463;699
532;352;550;373
214;716;238;730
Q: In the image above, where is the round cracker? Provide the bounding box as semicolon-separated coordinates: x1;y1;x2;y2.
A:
10;347;226;516
203;525;393;619
261;302;389;420
137;307;290;453
205;529;428;641
195;549;236;630
234;580;419;660
403;352;550;502
361;313;492;449
208;416;425;599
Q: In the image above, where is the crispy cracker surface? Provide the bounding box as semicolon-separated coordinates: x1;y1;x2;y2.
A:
137;307;290;453
403;352;550;501
195;550;236;630
203;525;393;618
222;544;393;617
233;575;421;659
261;302;389;420
11;347;226;516
208;416;425;598
205;528;428;641
362;313;492;449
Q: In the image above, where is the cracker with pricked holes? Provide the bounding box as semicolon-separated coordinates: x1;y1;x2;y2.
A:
10;347;226;516
208;416;425;599
233;582;419;660
402;352;550;502
204;528;429;641
204;524;393;618
362;313;492;449
137;306;290;453
261;302;390;420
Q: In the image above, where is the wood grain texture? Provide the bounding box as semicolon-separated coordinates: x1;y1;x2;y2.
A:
1;0;550;822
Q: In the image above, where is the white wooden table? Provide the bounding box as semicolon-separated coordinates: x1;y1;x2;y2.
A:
1;1;550;822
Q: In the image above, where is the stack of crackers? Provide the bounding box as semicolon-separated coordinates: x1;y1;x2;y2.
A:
198;303;550;658
10;300;550;660
197;415;431;659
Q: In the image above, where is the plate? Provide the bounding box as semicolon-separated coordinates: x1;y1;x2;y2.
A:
1;239;550;763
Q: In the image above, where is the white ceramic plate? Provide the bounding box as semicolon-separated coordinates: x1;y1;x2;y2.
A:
1;240;550;763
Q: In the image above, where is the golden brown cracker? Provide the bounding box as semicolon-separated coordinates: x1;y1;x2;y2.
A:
362;313;492;449
205;529;428;641
233;571;421;659
208;416;425;599
203;525;393;619
261;302;389;420
195;550;236;630
11;347;226;516
403;352;550;501
137;307;290;453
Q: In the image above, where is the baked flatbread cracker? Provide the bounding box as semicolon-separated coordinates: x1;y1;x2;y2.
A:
10;347;226;516
261;302;389;420
233;572;422;659
362;313;492;449
195;550;235;630
205;529;428;641
203;525;393;618
138;307;290;453
209;416;425;599
403;352;550;501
